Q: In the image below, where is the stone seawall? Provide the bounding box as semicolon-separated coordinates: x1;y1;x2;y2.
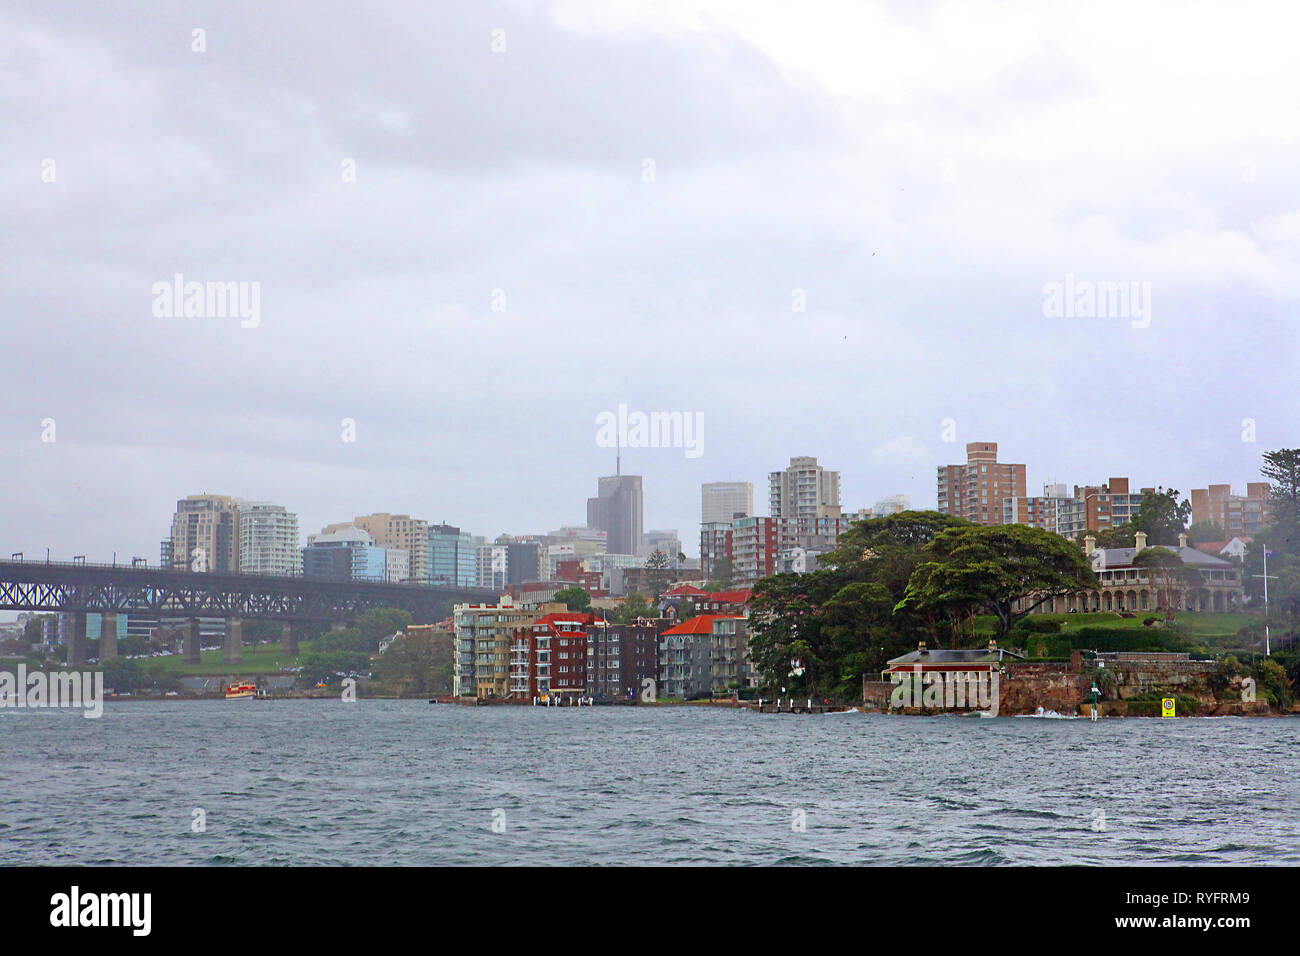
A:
862;657;1267;716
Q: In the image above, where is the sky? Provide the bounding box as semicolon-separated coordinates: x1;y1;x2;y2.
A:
3;0;1298;568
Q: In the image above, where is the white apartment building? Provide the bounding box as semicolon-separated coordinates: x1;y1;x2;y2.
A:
769;457;841;521
237;500;302;576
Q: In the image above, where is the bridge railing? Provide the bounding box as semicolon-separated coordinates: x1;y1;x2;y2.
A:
0;556;494;594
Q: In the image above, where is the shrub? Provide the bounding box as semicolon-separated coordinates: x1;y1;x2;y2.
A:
1126;695;1201;717
1015;617;1066;634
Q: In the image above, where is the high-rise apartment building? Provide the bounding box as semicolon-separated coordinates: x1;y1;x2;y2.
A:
769;457;841;520
699;522;734;581
1003;483;1073;533
454;598;565;698
1054;479;1150;538
936;442;1027;525
237;501;301;576
586;475;644;555
1190;483;1272;537
323;513;428;583
701;481;754;525
167;494;241;572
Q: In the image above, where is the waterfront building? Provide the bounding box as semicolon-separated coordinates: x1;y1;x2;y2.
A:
1037;532;1245;613
585;620;662;701
454;598;565;698
658;621;713;700
508;612;594;702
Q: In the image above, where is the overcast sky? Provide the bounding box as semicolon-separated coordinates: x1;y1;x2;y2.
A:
3;0;1298;568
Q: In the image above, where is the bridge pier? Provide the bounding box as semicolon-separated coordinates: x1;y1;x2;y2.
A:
67;613;87;666
100;612;119;661
185;619;202;663
223;617;243;664
280;623;298;655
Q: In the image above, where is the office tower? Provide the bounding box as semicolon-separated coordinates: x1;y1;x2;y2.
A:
701;481;754;525
302;526;406;582
586;475;644;556
322;513;429;583
429;523;477;587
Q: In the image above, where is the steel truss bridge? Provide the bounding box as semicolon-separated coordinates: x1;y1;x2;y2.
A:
0;560;498;624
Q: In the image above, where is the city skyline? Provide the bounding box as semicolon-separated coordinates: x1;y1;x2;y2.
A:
0;440;1277;572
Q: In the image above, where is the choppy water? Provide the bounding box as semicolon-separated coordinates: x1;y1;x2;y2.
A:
2;701;1297;865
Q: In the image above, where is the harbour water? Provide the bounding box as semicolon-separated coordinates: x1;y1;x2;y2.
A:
2;701;1297;865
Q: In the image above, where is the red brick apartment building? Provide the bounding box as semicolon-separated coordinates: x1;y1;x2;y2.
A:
1190;483;1272;537
508;612;594;702
937;442;1027;525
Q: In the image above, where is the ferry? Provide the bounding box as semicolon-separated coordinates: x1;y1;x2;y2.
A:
224;680;257;700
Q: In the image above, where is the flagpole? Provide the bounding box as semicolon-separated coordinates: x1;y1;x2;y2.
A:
1252;546;1276;656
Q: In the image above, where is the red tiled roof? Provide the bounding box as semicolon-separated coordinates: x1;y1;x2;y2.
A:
665;584;708;596
703;589;752;604
662;614;741;636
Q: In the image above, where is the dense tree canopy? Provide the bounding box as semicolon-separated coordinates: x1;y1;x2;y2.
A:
897;524;1098;637
748;511;970;700
1129;487;1192;546
1132;546;1200;623
553;586;591;612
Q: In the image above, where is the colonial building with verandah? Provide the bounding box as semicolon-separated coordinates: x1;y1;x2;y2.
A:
1030;531;1245;615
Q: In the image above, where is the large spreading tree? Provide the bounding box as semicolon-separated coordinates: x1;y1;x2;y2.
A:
1132;546;1200;623
896;524;1098;637
748;511;970;699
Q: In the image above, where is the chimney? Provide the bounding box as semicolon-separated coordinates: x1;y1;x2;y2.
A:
1084;534;1096;555
1134;531;1147;553
987;639;997;652
1178;532;1188;549
917;641;928;655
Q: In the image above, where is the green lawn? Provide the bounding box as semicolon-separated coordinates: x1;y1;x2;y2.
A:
977;611;1258;640
142;639;318;676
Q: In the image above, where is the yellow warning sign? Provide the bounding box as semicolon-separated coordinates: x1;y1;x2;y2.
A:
1161;697;1176;718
